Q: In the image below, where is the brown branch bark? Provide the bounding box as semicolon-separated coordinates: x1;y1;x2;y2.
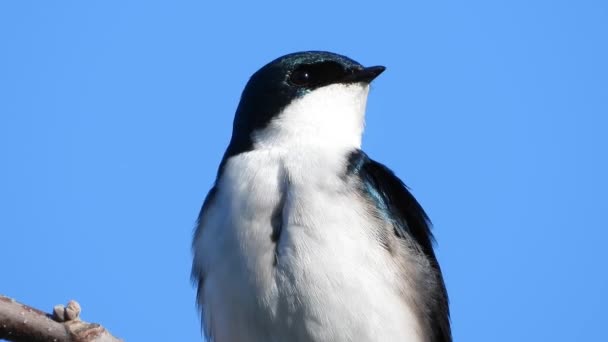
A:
0;295;122;342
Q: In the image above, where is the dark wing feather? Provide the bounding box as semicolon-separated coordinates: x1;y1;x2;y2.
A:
347;150;452;342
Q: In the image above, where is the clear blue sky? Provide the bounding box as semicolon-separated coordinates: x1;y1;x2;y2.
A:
1;1;606;341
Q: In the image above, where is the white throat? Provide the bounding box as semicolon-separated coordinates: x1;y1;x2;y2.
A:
253;83;370;150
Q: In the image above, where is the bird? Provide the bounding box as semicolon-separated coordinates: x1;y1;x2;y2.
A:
192;51;451;342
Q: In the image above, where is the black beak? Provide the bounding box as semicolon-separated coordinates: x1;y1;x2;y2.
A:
341;66;386;84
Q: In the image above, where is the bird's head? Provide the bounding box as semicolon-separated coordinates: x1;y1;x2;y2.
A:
227;51;385;155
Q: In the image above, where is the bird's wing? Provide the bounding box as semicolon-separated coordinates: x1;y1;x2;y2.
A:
347;149;452;342
192;185;218;341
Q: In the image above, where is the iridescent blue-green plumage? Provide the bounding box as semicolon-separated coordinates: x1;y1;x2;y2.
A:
347;149;451;342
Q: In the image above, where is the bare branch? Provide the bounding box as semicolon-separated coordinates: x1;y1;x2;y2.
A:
0;295;122;342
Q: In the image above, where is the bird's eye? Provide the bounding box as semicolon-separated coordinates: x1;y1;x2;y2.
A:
288;61;347;87
289;69;310;86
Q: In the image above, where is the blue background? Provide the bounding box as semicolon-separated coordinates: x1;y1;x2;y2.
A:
1;1;606;341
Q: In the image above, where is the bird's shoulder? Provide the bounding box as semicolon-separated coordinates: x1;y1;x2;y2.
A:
345;149;452;342
345;149;436;259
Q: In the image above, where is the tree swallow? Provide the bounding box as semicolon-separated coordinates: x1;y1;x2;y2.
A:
192;51;451;342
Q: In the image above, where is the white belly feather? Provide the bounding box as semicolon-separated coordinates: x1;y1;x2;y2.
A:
193;147;422;342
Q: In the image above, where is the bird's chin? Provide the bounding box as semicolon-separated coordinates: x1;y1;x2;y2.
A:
252;83;368;150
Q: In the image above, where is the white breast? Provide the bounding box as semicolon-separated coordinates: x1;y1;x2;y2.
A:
193;146;423;342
